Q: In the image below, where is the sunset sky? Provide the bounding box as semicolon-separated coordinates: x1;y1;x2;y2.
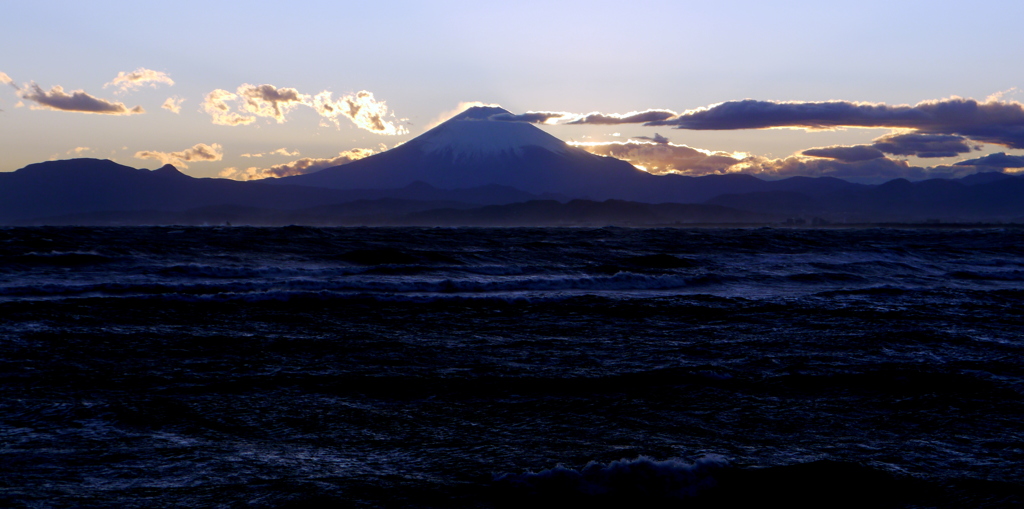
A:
3;0;1024;182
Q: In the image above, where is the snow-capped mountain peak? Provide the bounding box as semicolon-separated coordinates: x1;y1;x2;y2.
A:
417;106;568;159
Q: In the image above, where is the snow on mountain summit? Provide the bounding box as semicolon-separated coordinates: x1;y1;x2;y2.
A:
273;104;652;199
417;106;568;159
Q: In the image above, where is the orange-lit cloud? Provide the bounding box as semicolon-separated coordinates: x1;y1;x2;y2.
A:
135;143;223;168
424;101;502;130
567;109;679;125
0;72;16;89
734;155;970;181
646;97;1024;149
201;83;406;134
219;147;377;180
18;83;145;115
161;96;184;114
489;109;678;126
574;132;1005;181
105;68;174;92
48;146;95;160
237;84;305;123
954;152;1024;169
490;111;578;124
801;145;885;162
802;133;980;163
869;133;979;158
202;89;255;126
240;148;301;158
571;136;743;175
308;90;407;134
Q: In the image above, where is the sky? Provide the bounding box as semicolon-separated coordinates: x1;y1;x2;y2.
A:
2;0;1024;183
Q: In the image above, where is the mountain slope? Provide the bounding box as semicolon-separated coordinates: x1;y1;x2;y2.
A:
277;106;660;200
0;159;540;224
708;174;1024;222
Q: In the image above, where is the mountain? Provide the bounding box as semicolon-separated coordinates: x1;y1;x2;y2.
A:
275;106;876;203
708;174;1024;222
276;106;662;200
0;159;543;224
0;158;773;226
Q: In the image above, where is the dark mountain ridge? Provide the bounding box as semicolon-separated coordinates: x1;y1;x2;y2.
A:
709;174;1024;222
0;159;547;224
2;100;1023;225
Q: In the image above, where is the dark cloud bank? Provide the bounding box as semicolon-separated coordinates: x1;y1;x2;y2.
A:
20;83;144;115
646;97;1024;149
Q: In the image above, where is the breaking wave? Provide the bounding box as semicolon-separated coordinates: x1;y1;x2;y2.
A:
495;455;728;501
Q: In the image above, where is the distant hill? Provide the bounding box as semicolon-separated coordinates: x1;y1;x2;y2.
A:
0;159;544;224
708;174;1024;222
2;103;1024;225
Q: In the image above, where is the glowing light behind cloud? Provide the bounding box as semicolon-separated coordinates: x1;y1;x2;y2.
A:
19;83;144;115
219;147;377;180
202;89;255;126
240;148;301;158
424;101;503;130
161;96;184;114
488;109;679;126
646;97;1024;149
104;68;174;92
201;84;406;135
570;138;743;175
134;143;223;168
238;84;305;123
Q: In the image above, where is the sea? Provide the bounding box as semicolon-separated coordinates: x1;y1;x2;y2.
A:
1;226;1022;508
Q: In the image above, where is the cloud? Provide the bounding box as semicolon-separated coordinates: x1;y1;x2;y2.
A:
490;111;577;124
240;148;301;158
0;72;16;90
219;147;376;180
954;152;1024;168
634;133;670;144
201;83;406;134
645;97;1024;149
567;109;679;125
308;90;407;134
803;133;979;163
202;89;255;126
49;146;95;160
237;83;305;123
105;68;174;92
161;96;184;114
423;101;503;130
134;143;223;168
736;155;938;181
575;136;992;182
987;87;1020;103
572;139;742;175
802;145;886;162
870;133;978;158
18;83;144;115
488;109;678;125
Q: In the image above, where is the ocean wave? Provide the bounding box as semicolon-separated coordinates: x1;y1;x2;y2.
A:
0;272;699;301
494;455;727;500
3;250;118;267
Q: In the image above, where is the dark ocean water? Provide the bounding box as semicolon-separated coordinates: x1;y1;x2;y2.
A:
1;226;1023;508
